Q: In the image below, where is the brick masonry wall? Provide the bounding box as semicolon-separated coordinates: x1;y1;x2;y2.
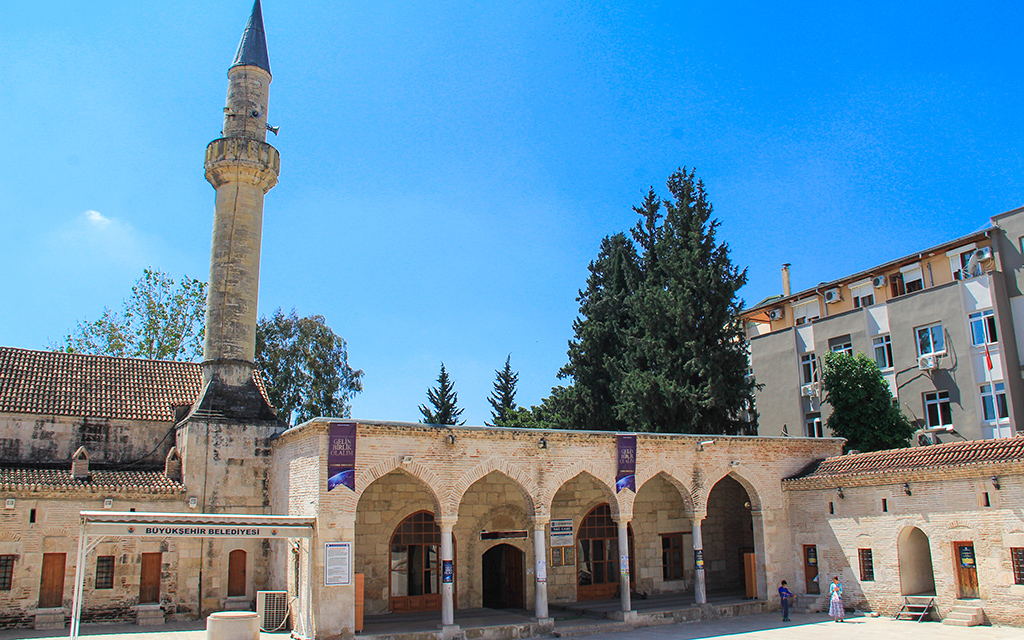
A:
785;464;1024;625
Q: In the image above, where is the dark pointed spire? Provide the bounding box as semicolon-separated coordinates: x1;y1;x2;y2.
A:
231;0;271;74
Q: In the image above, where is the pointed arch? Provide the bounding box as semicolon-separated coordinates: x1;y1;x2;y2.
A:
356;458;443;515
446;460;538;517
634;465;695;516
701;469;767;512
542;461;619;517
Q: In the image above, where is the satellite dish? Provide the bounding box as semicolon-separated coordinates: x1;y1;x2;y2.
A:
965;250;983;278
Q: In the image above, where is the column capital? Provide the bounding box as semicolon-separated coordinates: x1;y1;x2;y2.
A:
437;516;458;531
529;515;550;528
611;513;633;525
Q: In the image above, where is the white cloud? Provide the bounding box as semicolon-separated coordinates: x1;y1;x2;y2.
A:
84;210;111;227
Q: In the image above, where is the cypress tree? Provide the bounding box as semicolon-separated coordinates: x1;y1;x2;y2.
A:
487;355;519;427
419;363;465;425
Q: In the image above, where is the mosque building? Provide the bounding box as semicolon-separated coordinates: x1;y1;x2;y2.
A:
1;2;1023;637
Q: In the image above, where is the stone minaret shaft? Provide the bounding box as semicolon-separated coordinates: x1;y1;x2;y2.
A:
202;0;279;389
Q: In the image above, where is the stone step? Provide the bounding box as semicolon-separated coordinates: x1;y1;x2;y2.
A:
943;606;984;627
553;622;635;637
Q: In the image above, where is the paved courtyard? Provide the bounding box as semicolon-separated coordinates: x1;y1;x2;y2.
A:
1;612;1022;640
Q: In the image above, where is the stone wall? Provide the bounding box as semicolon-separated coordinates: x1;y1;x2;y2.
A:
0;413;173;467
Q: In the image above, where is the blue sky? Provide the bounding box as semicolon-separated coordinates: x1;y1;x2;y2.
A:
3;1;1023;426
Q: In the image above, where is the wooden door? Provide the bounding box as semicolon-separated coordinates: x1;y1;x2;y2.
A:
954;542;979;599
803;545;820;594
743;552;757;599
139;553;162;604
38;553;66;608
227;550;246;597
506;546;524;609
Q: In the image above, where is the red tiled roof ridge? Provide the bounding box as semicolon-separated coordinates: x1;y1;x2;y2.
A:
788;435;1024;481
0;345;200;366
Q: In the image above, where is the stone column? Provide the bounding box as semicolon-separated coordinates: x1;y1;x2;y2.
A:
439;518;458;633
693;517;706;605
615;518;632;614
531;517;551;621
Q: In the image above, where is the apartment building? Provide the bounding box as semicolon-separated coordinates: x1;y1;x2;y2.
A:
743;206;1024;443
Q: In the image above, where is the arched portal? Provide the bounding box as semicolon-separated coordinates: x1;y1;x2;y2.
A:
576;504;634;601
703;476;756;597
389;511;442;612
898;527;936;596
633;472;693;595
482;544;525;609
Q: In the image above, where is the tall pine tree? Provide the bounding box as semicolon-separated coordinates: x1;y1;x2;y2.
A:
419;363;465;425
487;355;519;426
555;168;754;434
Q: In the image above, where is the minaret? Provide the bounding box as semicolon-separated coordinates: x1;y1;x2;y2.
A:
195;0;279;418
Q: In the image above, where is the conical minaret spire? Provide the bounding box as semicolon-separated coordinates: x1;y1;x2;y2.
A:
193;0;280;419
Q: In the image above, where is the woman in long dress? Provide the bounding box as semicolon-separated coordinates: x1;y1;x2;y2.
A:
828;576;844;622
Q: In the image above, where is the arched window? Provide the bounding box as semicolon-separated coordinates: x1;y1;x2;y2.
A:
577;504;633;600
390;512;442;612
228;549;246;597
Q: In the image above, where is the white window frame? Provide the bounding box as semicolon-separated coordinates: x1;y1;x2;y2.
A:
969;309;998;346
801;353;819;385
805;413;823;438
830;341;853;356
873;334;893;370
792;298;820;326
948;245;975;281
924;390;953;428
901;263;924;293
849;279;874;308
916;323;945;357
980;382;1009;423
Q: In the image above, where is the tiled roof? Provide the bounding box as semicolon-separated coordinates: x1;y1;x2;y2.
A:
0;467;184;493
0;347;202;421
786;436;1024;483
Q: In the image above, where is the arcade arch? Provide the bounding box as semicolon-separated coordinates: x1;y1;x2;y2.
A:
898;526;936;596
702;475;759;597
632;472;694;595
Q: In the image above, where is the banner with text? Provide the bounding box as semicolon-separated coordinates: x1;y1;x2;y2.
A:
616;434;636;493
328;422;357;492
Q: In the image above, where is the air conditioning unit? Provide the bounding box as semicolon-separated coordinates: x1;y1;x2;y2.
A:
257;591;288;632
975;246;993;262
800;382;820;397
871;275;886;288
768;308;785;321
823;288;841;304
917;355;938;371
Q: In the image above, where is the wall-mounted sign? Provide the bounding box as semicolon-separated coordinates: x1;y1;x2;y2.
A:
550;519;574;547
959;545;976;568
694;549;704;570
324;542;352;586
807;547;818;566
442;560;454;584
536;558;547;583
327;422;357;492
616;435;636;493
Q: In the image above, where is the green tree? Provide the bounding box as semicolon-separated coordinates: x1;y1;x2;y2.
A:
487;355;519;426
419;363;465;425
255;309;364;425
557;168;754;434
58;268;207;361
821;351;915;452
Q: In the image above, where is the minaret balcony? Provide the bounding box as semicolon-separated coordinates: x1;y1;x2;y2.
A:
205;138;280;192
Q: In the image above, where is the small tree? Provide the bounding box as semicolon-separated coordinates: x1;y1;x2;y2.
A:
821;351;915;452
487;355;519;426
58;268;206;361
256;309;364;425
419;363;465;425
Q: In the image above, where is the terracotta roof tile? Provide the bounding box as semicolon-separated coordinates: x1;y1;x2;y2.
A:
786;436;1024;482
0;467;185;493
0;347;272;422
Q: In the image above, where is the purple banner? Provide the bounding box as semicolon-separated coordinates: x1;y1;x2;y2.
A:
615;434;636;493
327;422;357;492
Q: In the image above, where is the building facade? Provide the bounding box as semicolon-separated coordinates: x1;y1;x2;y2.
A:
743;209;1024;443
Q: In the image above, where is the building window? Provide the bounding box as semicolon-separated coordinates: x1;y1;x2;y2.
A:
95;556;115;590
902;264;924;293
951;250;973;280
1012;548;1024;585
801;354;819;385
873;335;893;369
793;299;820;326
805;413;823;438
830;340;853;356
858;549;874;582
850;281;874;308
881;498;888;512
854;293;874;308
980;382;1008;422
0;555;13;591
890;272;906;297
916;323;945;356
924;390;952;428
661;533;685;581
969;310;998;346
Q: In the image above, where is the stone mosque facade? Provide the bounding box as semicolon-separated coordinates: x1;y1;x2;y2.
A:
2;2;1024;637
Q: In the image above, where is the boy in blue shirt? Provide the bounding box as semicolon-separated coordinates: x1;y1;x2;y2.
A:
779;580;794;621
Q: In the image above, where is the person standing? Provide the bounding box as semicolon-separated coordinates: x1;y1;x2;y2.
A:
829;576;844;622
778;580;794;621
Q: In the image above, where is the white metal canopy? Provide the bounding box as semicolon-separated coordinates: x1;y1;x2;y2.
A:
69;511;316;640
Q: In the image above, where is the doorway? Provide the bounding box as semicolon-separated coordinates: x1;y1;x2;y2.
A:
897;527;936;596
576;504;634;601
39;553;66;608
482;544;525;609
803;545;819;594
139;552;162;604
954;542;979;599
227;549;246;597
